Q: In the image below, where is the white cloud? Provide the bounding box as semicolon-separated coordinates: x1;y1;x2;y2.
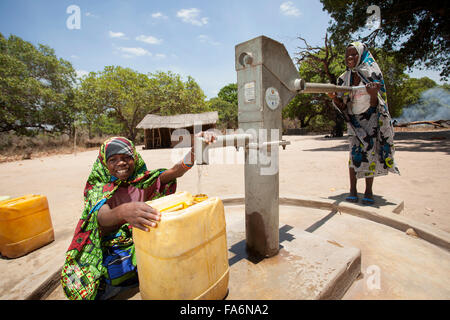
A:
70;55;79;59
109;31;126;39
136;35;163;45
85;12;99;18
151;12;168;19
198;35;220;46
76;70;89;78
155;53;166;59
118;47;151;57
280;2;301;16
176;8;208;26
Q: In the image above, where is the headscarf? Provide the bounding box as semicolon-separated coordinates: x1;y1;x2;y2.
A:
60;137;176;300
103;137;134;163
337;41;388;108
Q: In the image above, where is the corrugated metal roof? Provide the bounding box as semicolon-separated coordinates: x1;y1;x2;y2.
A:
136;111;219;129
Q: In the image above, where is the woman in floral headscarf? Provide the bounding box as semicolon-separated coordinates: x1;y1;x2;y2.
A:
61;133;215;300
328;42;400;205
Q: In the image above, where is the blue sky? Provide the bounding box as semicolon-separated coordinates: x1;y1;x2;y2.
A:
0;0;446;99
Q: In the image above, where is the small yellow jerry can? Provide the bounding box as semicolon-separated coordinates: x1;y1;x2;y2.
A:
133;191;229;300
0;195;55;258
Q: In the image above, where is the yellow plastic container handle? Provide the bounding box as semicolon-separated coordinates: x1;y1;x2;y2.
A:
159;201;191;213
158;195;209;213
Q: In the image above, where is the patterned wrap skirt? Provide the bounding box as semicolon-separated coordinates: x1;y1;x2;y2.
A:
347;103;400;179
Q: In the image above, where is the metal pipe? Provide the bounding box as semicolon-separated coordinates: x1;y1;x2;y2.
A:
194;133;254;165
302;83;354;94
211;133;253;148
294;78;365;94
247;140;291;150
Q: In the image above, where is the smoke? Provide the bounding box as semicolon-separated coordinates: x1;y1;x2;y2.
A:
394;87;450;122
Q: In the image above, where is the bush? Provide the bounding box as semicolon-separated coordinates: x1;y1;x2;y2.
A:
0;131;114;162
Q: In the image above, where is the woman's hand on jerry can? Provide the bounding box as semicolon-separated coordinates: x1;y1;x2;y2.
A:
121;202;161;231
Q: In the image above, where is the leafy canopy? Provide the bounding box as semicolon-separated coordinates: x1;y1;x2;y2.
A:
208;83;238;129
320;0;450;80
0;33;76;135
76;67;208;140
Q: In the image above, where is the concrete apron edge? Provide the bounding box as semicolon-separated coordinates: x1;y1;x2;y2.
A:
25;267;62;300
220;194;450;251
317;253;361;300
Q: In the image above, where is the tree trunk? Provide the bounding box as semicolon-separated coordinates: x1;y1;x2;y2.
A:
333;116;345;137
88;124;92;140
128;126;137;143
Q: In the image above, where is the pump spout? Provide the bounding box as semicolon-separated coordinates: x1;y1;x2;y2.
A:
194;133;253;165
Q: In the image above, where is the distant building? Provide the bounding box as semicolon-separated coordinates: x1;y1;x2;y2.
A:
136;111;218;149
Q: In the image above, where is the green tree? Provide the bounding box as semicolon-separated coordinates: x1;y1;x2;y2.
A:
217;83;238;105
398;76;437;106
149;71;208;115
0;33;76;135
76;68;208;141
208;97;237;129
393;76;438;119
209;83;238;129
284;34;347;135
76;66;157;141
320;0;450;80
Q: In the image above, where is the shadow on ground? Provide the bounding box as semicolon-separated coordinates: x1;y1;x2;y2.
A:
228;225;295;267
327;192;397;210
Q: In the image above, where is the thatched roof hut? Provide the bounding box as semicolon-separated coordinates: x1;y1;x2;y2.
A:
136;111;218;149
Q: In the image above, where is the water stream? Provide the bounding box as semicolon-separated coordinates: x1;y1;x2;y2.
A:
196;164;208;196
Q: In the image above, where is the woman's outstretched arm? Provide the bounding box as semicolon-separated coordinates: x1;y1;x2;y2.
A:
159;131;216;184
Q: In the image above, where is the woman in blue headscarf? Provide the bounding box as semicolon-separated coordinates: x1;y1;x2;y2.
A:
328;42;400;205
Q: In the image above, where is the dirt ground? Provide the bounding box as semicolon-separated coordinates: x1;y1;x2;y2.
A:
1;129;449;300
2;129;449;235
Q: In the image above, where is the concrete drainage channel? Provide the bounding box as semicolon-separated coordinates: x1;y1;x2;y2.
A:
30;194;450;300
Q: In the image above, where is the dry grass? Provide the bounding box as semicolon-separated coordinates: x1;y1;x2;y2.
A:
0;132;108;163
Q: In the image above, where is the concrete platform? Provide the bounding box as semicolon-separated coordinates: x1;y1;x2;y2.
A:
46;204;362;300
222;206;361;300
6;194;450;300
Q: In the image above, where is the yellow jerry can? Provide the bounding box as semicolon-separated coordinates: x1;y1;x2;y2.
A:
0;195;55;258
133;191;229;300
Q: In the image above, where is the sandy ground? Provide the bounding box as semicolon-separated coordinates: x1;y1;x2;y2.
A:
1;130;449;238
1;130;449;299
4;130;449;234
